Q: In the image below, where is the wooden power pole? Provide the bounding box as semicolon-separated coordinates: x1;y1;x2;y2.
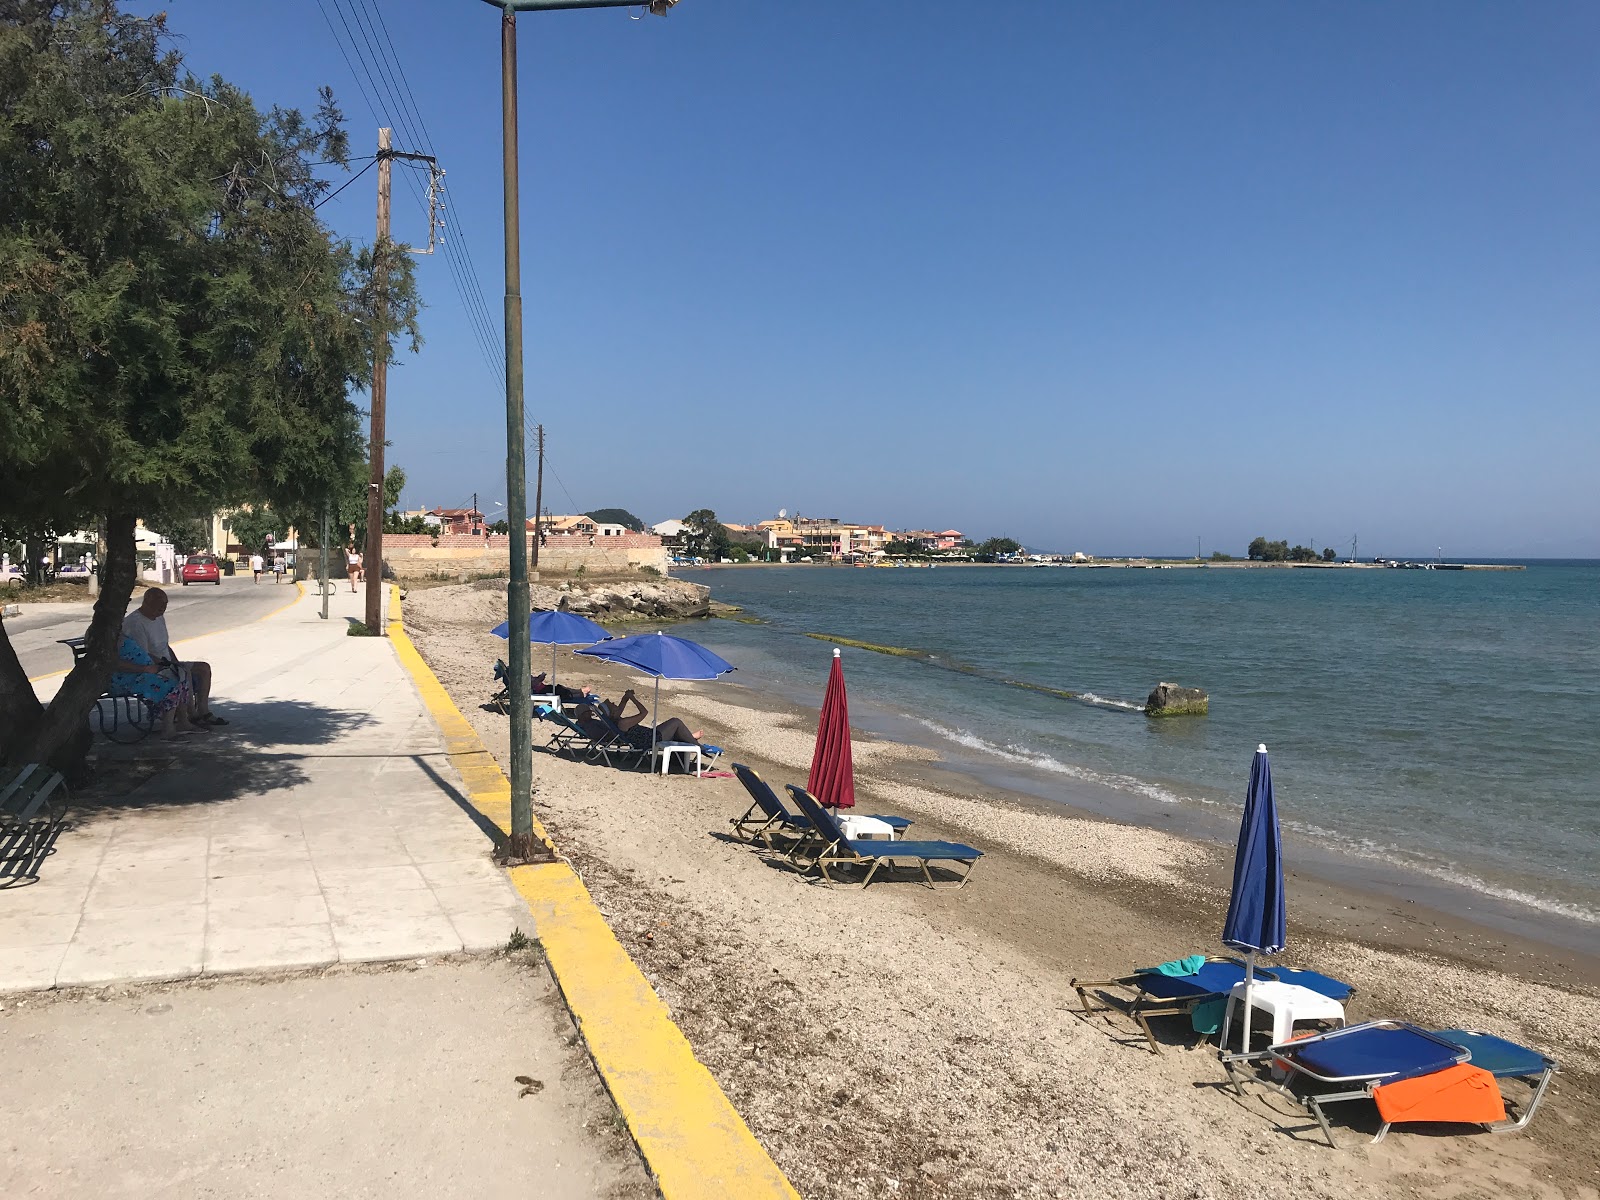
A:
364;127;393;636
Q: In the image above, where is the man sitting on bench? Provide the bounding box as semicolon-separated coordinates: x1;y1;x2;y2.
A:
121;588;228;727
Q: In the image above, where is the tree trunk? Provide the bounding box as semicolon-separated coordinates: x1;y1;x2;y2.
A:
1;512;139;783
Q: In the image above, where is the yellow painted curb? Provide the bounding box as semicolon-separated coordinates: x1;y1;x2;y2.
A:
386;586;800;1200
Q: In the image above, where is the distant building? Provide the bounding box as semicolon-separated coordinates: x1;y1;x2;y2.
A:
541;514;598;538
429;506;484;535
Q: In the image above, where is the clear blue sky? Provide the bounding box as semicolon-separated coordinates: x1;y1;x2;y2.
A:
130;1;1598;557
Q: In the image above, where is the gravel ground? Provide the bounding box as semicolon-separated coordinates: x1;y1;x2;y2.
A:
407;583;1600;1200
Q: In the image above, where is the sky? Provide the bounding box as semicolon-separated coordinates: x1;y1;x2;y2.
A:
126;1;1598;558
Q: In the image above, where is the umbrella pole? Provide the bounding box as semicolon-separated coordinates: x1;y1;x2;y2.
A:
1239;951;1256;1057
550;643;557;691
652;674;660;775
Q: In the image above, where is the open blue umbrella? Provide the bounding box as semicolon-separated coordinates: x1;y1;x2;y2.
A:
1221;743;1287;1057
490;609;610;691
576;631;735;765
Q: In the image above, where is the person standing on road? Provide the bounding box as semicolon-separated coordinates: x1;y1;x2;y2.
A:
345;545;361;593
249;552;264;583
272;553;286;583
121;587;228;728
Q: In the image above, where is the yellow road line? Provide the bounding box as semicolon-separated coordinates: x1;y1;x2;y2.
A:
386;586;799;1200
23;580;306;683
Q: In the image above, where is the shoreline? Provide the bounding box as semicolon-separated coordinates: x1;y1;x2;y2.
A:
678;607;1600;959
403;582;1599;1198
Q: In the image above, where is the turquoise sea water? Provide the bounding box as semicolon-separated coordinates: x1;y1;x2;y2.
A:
680;562;1600;940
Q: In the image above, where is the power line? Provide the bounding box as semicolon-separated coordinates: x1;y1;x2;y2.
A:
314;157;377;209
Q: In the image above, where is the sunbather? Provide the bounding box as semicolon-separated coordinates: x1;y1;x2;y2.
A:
587;689;701;746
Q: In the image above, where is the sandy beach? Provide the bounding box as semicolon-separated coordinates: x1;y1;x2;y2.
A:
405;581;1600;1200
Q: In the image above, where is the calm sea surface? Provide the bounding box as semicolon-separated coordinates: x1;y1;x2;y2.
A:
679;562;1600;938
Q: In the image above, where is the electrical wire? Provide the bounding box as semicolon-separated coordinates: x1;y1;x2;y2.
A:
314;157;377;209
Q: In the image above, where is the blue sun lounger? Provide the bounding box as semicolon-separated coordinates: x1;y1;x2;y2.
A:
785;784;982;889
729;764;911;855
1070;957;1356;1055
1262;1019;1558;1147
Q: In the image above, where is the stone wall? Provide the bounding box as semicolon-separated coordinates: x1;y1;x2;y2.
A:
295;533;668;581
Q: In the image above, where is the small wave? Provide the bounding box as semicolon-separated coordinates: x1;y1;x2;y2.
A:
913;718;1193;807
1078;691;1147;712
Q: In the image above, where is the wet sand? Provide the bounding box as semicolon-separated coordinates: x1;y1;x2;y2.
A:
405;583;1600;1200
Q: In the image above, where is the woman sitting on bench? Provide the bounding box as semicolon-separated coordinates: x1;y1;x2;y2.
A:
110;636;198;739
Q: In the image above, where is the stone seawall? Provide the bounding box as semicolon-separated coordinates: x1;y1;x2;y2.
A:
295;534;669;581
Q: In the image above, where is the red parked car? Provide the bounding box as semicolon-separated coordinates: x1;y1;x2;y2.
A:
180;555;222;586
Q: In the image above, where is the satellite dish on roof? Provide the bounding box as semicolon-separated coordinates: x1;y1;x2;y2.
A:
779;508;786;518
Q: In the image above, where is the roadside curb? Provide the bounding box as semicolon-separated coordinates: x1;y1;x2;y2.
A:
385;586;800;1200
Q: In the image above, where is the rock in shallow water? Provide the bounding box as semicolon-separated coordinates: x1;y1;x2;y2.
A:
1145;681;1208;716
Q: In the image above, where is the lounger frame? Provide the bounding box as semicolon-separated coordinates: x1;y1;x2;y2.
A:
1070;956;1268;1055
785;785;980;890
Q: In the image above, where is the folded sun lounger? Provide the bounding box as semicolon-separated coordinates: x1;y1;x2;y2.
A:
729;764;911;855
1263;1019;1558;1147
785;784;981;889
1069;957;1356;1055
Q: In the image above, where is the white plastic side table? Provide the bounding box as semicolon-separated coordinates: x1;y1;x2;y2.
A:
1219;979;1345;1051
837;814;896;841
654;742;702;776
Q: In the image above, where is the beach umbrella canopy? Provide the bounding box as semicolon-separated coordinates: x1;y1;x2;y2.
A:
576;632;735;763
489;609;610;689
1220;743;1286;1056
806;649;856;808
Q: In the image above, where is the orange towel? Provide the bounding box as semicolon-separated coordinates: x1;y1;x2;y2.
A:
1373;1064;1506;1127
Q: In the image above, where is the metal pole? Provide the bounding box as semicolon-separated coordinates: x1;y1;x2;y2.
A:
320;498;331;620
532;423;543;575
500;8;538;860
364;127;393;635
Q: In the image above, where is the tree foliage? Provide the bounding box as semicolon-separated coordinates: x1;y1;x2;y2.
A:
680;509;731;560
1321;546;1338;562
975;537;1023;561
585;507;645;533
0;2;420;774
1247;537;1290;562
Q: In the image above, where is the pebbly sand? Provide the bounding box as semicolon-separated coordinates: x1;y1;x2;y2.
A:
405;583;1600;1200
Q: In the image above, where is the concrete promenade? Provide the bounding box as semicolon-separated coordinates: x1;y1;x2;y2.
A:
3;583;525;990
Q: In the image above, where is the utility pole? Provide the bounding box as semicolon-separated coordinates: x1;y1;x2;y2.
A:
472;492;478;534
364;127;393;636
532;424;544;575
320;498;331;620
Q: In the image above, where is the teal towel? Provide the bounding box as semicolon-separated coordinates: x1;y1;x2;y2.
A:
1152;954;1207;977
1191;996;1227;1035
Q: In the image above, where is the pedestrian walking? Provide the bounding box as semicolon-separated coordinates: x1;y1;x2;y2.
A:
346;545;361;593
272;553;286;583
249;552;264;583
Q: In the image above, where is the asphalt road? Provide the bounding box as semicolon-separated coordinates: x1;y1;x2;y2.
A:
7;576;300;680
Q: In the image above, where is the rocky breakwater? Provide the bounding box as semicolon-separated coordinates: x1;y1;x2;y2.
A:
1144;681;1209;717
402;576;711;635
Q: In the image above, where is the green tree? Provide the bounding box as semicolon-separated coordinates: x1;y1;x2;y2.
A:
975;537;1023;561
883;539;930;558
226;506;282;555
1288;544;1318;562
1210;550;1233;562
1247;537;1268;560
0;3;419;776
681;509;731;560
585;507;645;533
1321;546;1338;562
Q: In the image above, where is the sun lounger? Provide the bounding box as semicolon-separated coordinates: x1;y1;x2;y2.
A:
1261;1019;1558;1147
534;706;638;767
784;784;981;889
729;764;910;854
1069;957;1356;1055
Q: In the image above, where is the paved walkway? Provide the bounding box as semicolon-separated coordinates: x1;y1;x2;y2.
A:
2;584;524;991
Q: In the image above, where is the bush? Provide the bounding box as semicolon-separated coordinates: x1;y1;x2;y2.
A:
346;621;376;637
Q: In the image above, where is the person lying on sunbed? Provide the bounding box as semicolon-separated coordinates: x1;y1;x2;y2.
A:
529;673;592;707
579;690;702;747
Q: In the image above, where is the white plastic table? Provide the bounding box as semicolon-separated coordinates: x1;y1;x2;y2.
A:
837;814;896;841
654;742;702;776
1219;979;1346;1051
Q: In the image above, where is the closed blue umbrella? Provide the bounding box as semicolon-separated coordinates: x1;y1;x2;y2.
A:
576;631;735;765
490;609;610;690
1221;743;1286;1056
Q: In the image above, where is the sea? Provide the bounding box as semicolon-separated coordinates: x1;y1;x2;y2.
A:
672;561;1600;952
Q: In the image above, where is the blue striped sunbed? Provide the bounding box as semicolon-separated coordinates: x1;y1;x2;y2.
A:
1265;1020;1558;1146
1070;957;1356;1055
785;784;982;890
730;764;911;855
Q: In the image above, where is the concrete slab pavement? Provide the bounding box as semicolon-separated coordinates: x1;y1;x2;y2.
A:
3;583;525;992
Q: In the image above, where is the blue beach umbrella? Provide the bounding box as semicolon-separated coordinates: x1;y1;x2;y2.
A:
576;631;735;763
490;609;610;690
1221;743;1287;1057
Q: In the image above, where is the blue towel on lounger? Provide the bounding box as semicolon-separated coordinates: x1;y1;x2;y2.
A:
1191;996;1227;1035
1152;955;1207;977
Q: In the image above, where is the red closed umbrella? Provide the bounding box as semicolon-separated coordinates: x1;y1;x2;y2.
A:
807;648;856;808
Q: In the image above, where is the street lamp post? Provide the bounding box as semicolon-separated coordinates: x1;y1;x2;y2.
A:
481;0;679;861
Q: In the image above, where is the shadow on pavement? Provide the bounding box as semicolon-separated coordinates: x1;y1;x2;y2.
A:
72;699;381;816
